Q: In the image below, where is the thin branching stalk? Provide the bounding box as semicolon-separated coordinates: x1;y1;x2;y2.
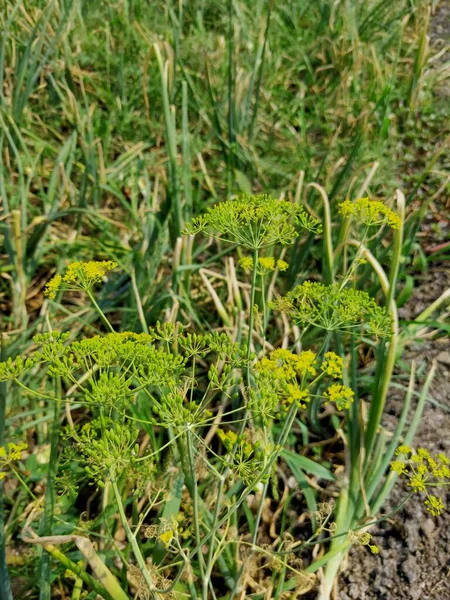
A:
0;336;13;600
247;248;259;367
203;475;226;591
185;429;207;598
111;478;158;598
86;289;115;333
39;376;62;600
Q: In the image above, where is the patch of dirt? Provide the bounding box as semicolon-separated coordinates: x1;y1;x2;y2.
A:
339;338;450;600
339;2;450;592
339;0;450;575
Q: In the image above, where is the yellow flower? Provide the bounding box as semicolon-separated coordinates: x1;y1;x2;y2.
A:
218;429;238;452
45;274;62;300
338;198;401;230
45;261;117;297
256;348;319;384
321;352;344;378
324;384;354;410
277;259;289;271
286;385;309;409
0;441;27;480
62;260;117;286
393;446;449;515
159;530;174;547
258;256;276;271
438;453;449;465
417;448;431;460
434;464;450;479
294;350;317;376
390;460;407;475
409;474;426;493
239;256;254;271
424;495;444;517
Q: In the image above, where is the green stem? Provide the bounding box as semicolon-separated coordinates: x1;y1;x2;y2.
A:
86;289;115;333
386;193;404;310
246;249;259;379
39;543;115;600
185;430;207;598
0;336;13;600
39;376;62;600
111;479;158;598
71;561;86;600
192;402;298;562
261;272;268;342
204;476;225;583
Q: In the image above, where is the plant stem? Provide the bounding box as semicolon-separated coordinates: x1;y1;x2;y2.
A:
192;402;298;563
39;543;115;600
204;476;225;586
186;430;207;599
246;248;259;376
86;289;115;333
39;376;62;600
0;336;13;600
111;478;158;598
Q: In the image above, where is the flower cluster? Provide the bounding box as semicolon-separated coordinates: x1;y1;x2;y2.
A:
71;418;143;484
143;516;179;549
0;356;35;382
271;281;392;337
256;348;318;380
217;429;270;485
45;260;117;299
250;348;354;424
239;255;289;274
391;446;450;516
0;326;254;491
183;194;321;250
0;441;27;480
348;529;379;554
339;198;401;230
324;384;354;410
321;352;344;378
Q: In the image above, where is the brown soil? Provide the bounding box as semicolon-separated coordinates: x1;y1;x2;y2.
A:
339;331;450;600
337;1;450;593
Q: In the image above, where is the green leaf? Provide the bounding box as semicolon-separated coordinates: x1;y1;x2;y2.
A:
282;449;335;481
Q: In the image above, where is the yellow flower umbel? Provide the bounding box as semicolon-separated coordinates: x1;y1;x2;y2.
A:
324;384;354;411
391;446;450;516
238;255;289;274
217;428;269;485
321;352;344;378
251;348;354;423
0;441;27;480
339;198;401;230
271;280;392;338
45;260;117;299
183;194;321;250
